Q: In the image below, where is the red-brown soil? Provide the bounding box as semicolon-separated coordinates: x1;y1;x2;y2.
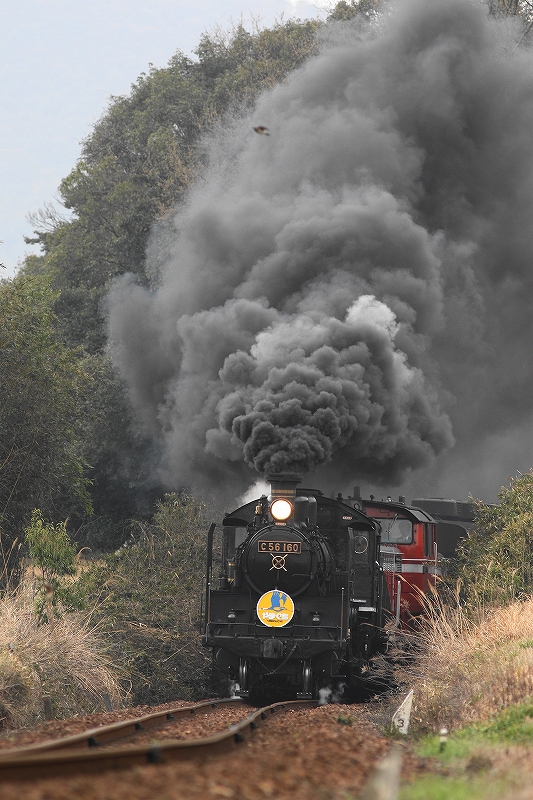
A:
0;703;429;799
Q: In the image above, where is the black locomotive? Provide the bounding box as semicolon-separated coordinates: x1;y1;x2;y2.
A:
202;473;392;701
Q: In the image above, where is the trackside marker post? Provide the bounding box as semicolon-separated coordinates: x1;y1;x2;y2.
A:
391;689;413;735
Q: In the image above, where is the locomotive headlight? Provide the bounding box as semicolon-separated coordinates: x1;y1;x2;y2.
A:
270;498;293;521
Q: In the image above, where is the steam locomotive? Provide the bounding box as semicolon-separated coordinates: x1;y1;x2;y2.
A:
201;473;392;701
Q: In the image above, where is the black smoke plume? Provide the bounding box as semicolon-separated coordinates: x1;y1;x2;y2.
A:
108;0;533;500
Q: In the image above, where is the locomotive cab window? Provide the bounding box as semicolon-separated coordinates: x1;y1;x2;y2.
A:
223;526;248;565
351;529;369;563
381;519;412;544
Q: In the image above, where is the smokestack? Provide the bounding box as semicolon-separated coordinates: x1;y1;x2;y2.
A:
267;473;302;502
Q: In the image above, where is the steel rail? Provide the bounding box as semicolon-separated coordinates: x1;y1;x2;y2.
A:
0;697;243;757
0;700;316;782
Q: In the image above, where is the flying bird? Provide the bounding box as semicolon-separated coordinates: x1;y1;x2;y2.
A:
253;126;270;135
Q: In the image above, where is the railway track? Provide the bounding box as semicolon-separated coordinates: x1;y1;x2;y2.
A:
0;698;317;782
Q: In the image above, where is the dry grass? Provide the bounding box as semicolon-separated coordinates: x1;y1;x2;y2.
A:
408;593;533;735
0;580;126;731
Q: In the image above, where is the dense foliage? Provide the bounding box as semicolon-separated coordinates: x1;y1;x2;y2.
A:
457;472;533;606
0;275;90;576
25;510;77;584
74;355;159;551
75;493;218;704
23;509;84;621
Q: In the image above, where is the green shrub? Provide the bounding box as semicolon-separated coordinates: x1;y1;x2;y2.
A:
24;509;88;620
25;509;76;580
76;492;220;705
457;472;533;606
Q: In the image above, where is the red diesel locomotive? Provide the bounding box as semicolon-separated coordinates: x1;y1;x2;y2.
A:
346;491;474;627
359;496;438;626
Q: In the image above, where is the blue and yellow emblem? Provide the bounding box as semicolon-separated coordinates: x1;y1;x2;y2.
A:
256;589;294;627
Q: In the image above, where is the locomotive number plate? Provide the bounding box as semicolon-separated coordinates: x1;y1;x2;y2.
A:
258;540;302;553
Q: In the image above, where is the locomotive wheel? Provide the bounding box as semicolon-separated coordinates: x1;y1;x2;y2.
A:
238;658;249;696
297;660;313;700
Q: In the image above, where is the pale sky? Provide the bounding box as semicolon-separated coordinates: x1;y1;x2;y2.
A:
0;0;322;277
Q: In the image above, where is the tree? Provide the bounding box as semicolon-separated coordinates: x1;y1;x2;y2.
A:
74;354;161;551
24;509;78;620
457;472;533;606
0;275;90;576
487;0;533;42
23;18;320;354
327;0;383;22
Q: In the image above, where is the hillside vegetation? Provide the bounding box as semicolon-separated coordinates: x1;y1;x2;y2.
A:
398;593;533;798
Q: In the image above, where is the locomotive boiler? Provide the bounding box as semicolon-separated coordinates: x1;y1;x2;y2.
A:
202;473;391;701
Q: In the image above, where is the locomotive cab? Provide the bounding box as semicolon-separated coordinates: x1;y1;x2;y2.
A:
202;474;391;701
360;497;438;624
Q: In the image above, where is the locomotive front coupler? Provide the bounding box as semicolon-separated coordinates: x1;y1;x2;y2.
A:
260;638;285;659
